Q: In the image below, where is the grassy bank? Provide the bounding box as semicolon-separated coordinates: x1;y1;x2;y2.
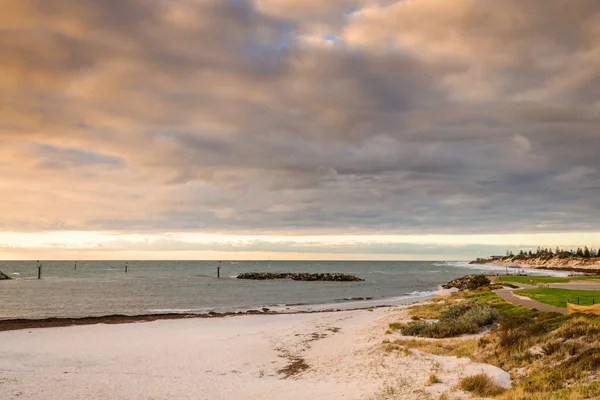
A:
499;275;600;284
387;287;600;399
514;288;600;308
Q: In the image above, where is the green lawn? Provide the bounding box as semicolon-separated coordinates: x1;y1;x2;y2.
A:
499;275;600;284
514;288;600;308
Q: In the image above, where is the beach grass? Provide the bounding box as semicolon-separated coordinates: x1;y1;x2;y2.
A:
466;289;600;398
391;337;478;359
390;287;600;398
499;275;600;284
427;372;441;385
514;288;600;308
459;373;505;397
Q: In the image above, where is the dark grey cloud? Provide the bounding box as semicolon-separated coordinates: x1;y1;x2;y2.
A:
0;0;599;235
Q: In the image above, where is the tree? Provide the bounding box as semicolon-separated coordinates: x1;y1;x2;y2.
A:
555;246;561;255
584;246;591;258
577;247;584;257
528;250;533;256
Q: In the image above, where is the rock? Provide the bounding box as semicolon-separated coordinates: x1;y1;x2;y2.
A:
262;308;270;312
0;270;11;280
442;274;490;291
236;272;364;282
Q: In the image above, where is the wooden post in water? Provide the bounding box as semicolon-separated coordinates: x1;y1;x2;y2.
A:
37;261;42;279
74;261;77;270
125;261;128;274
217;260;221;278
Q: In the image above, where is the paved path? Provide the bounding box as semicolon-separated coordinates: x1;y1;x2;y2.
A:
494;288;567;314
494;281;600;315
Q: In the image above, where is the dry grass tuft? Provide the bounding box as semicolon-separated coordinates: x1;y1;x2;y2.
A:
381;341;412;356
428;373;441;385
459;373;505;397
392;337;478;359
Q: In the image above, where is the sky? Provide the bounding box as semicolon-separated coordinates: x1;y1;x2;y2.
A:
1;0;600;260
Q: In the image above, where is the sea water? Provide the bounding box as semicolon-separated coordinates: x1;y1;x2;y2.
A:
0;260;568;319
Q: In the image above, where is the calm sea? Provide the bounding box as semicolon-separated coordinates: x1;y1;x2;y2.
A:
0;260;567;319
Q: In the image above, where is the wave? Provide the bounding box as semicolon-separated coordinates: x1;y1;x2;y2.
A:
335;297;374;302
436;261;570;277
11;272;20;276
147;308;210;314
144;291;439;317
403;290;438;297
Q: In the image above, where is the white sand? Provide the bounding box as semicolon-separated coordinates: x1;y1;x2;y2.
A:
0;308;510;400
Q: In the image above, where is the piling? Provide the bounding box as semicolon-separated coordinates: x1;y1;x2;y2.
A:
125;262;128;274
37;261;42;279
217;261;221;278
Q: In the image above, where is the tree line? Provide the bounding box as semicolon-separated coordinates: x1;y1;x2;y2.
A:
505;246;600;259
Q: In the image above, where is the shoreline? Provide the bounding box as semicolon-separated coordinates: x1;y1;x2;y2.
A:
471;258;600;273
0;305;400;332
471;262;584;275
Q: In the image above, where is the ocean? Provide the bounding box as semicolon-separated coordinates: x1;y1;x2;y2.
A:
0;260;568;319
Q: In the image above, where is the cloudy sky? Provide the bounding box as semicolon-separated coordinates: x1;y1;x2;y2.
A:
1;0;600;260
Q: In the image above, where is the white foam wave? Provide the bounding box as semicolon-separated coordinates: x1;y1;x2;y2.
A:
147;308;209;314
403;290;436;297
437;261;570;277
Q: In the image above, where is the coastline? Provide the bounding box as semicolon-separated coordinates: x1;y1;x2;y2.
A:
471;257;600;272
0;302;509;400
0;304;404;333
7;278;596;399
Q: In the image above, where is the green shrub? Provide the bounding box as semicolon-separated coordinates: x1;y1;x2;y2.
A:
399;322;428;336
398;302;498;338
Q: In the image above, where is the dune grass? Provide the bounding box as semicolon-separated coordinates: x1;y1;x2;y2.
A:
514;288;600;308
463;289;600;398
459;373;505;397
389;287;600;398
499;275;600;284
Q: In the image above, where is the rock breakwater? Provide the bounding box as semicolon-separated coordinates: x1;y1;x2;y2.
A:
442;274;490;291
236;272;364;281
0;270;11;280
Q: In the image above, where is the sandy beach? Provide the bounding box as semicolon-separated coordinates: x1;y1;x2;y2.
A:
0;306;510;400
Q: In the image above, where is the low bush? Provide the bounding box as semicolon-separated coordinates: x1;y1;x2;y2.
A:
396;302;498;338
399;322;428;336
